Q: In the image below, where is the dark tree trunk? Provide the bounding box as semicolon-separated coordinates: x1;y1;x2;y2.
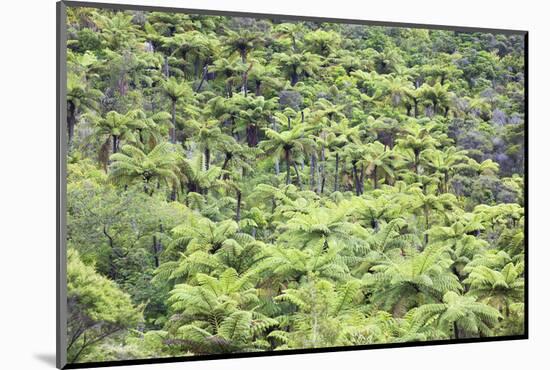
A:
372;165;378;189
220;152;232;179
236;190;242;222
170;186;177;201
352;162;361;195
255;80;262;96
67;101;76;146
196;65;208;92
227;79;233;98
453;322;460;340
290;67;298;86
204;147;210;170
112;135;118;154
246;124;258;147
413;98;418;118
271;198;276;214
138;129;145;145
152;235;160;268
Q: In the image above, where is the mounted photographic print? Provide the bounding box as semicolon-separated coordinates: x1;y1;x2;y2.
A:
56;1;528;368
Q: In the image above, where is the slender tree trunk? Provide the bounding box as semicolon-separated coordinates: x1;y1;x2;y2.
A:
246;124;258;147
372;219;380;232
320;145;326;194
241;49;248;96
334;152;340;192
67;102;76;146
220;152;232;179
413;98;418;118
112;135;118;154
204;147;210;170
372;165;378;189
103;226;117;280
453;322;460;340
242;77;248;96
196;65;208;92
271;197;276;214
170;99;177;143
274;156;280;176
414;150;420;174
152;235;160;268
352;162;361;195
359;166;365;194
163;56;170;78
271;117;280;175
293;162;302;190
138;129;145;145
255;80;262;96
227;79;233;98
236;190;242;222
167;184;176;201
424;206;430;246
285;149;291;185
194;56;201;78
316;153;322;194
155;223;164;267
180;51;188;80
310;154;316;191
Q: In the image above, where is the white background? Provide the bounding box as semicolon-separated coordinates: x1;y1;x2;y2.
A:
0;0;545;368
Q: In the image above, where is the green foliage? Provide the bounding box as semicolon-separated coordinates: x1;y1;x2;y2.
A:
66;6;525;364
67;249;143;362
411;291;501;339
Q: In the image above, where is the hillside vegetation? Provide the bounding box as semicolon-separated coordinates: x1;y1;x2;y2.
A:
65;7;525;363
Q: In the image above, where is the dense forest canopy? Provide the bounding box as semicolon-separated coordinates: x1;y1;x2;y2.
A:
65;6;525;364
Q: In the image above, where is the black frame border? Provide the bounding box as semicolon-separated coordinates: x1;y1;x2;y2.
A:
56;1;529;369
